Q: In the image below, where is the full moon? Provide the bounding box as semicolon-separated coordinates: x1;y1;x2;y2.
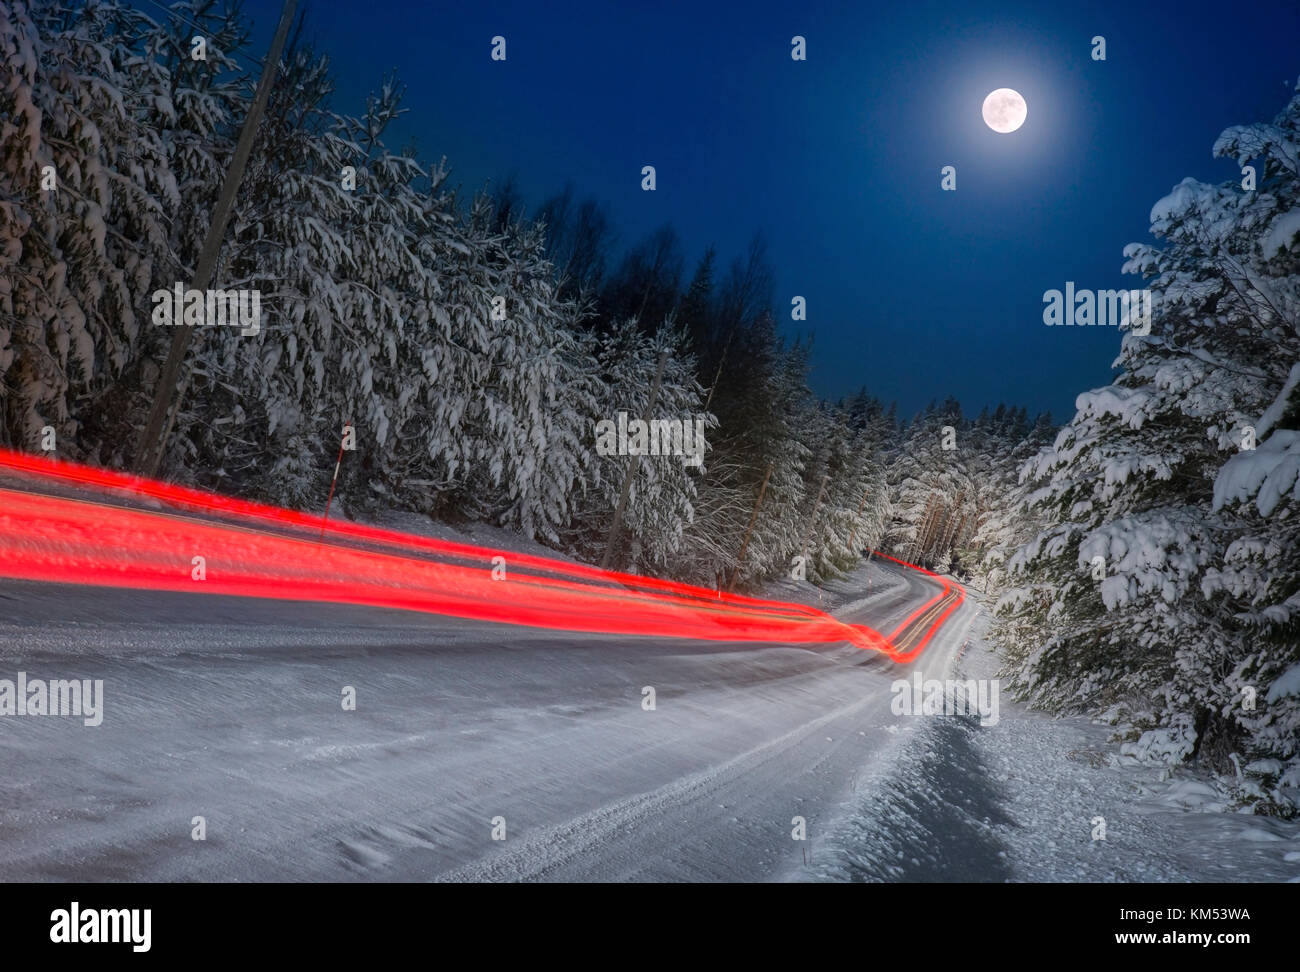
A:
982;88;1027;133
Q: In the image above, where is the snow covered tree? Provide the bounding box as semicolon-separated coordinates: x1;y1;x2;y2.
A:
885;398;975;569
998;84;1300;813
563;319;710;573
0;0;210;455
703;313;810;588
959;407;1053;592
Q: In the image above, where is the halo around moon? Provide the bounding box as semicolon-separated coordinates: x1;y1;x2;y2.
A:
982;88;1027;133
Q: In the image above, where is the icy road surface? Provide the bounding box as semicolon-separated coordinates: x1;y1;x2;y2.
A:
0;557;977;881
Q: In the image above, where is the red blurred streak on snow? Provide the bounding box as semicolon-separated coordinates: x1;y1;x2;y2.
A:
871;551;967;662
0;484;887;650
0;448;961;658
0;447;821;618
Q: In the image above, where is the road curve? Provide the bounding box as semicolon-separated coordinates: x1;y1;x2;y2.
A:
0;555;973;881
0;456;974;881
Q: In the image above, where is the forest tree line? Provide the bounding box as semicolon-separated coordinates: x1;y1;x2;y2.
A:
3;1;1296;812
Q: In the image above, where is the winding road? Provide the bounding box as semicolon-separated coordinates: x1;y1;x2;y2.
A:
0;455;974;882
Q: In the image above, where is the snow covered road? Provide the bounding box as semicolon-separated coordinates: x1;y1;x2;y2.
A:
0;558;974;881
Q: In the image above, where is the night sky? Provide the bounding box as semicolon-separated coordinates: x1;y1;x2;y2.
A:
153;0;1300;422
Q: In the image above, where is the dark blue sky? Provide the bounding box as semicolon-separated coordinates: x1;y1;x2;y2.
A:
177;0;1300;422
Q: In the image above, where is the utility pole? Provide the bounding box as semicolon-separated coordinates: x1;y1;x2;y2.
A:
727;463;772;592
135;0;298;477
601;351;669;571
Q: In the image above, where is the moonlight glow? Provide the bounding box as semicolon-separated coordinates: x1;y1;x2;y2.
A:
982;88;1027;133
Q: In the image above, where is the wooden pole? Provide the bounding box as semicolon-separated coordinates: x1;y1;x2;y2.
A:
727;463;772;592
135;0;299;477
601;351;669;571
319;421;351;541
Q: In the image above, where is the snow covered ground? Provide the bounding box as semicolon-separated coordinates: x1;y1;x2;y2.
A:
0;518;957;882
801;593;1300;883
2;502;1294;882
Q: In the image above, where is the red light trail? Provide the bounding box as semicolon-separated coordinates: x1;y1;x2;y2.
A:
0;448;963;660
